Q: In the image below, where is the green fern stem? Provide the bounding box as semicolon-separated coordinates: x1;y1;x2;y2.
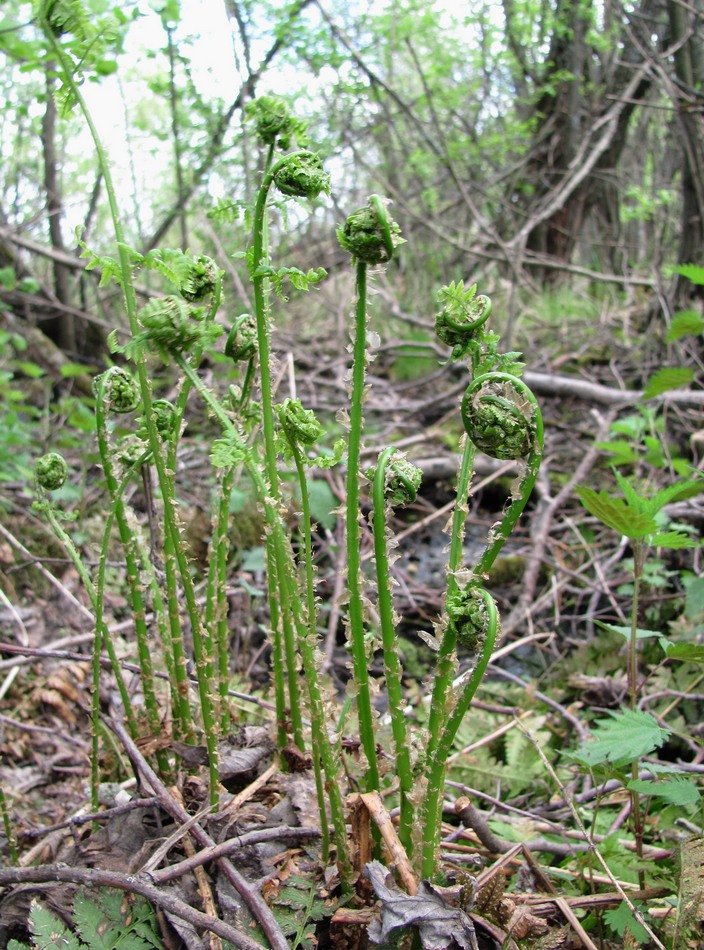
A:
371;448;416;852
420;588;499;878
206;466;236;733
284;435;353;883
35;496;136;809
424;435;476;767
346;260;380;791
171;353;306;751
42;26;217;789
250;152;320;752
94;372;168;769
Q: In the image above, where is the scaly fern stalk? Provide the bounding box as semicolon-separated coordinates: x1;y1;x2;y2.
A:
345;260;379;789
371;448;422;853
337;195;404;791
420;589;499;877
423;435;476;769
33;460;138;810
40;18;223;800
278;399;352;882
170;353;310;753
94;370;169;773
249;150;330;753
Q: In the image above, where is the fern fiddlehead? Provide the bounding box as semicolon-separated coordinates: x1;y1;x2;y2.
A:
421;287;543;878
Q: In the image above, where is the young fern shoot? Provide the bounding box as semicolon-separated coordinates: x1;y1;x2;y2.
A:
337;196;405;792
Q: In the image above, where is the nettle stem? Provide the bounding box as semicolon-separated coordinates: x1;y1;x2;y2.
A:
629;539;647;884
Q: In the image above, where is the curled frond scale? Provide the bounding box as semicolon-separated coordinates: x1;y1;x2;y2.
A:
462;373;538;460
35;452;68;491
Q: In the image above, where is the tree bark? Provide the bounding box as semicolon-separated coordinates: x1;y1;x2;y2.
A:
667;0;704;303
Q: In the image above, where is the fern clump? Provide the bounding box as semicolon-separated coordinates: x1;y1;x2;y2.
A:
8;890;164;950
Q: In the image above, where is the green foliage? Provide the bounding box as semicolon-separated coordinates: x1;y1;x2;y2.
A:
643;366;695;398
267;874;337;949
570;708;670;771
576;469;702;541
627;775;700;806
8;890;164;950
603;901;651;944
670;263;704;286
666;310;704;341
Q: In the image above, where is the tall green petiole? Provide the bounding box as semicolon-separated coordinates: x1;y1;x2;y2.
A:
370;448;422;853
422;292;543;877
39;17;223;801
94;369;171;773
278;398;352;884
250;149;330;752
420;587;499;877
337;196;404;790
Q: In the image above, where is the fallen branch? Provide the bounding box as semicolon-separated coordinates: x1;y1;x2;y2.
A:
0;864;263;950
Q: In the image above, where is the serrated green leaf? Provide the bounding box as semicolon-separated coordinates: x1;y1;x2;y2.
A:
60;362;93;379
663;642;704;664
685;577;704;621
627;776;700;805
671;263;704;286
28;902;82;950
650;530;699;549
13;361;45;378
575;486;656;538
72;892;108;948
643;366;695;398
604;901;651;943
595;439;637;463
666;310;704;341
573;709;670;768
596;622;662;640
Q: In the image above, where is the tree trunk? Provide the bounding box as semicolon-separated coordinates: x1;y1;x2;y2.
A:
667;0;704;304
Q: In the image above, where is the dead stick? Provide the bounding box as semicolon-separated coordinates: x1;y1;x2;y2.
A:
0;864;262;950
109;716;291;950
358;792;418;895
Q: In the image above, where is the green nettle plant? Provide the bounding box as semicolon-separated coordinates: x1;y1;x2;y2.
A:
34;2;546;900
574;470;702;889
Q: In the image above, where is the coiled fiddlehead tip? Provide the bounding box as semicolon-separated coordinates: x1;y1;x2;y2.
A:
94;367;140;414
370;452;422;507
435;284;492;351
277;398;323;448
446;586;496;651
151;399;178;441
35;452;68;491
337;195;404;266
180;255;219;302
225;315;257;363
273;152;330;200
461;373;539;461
138;296;222;354
247;95;306;150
